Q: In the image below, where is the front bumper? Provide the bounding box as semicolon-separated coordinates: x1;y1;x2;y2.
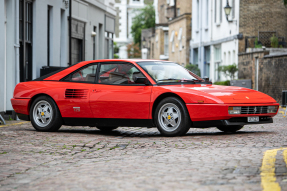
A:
186;103;279;121
193;116;273;127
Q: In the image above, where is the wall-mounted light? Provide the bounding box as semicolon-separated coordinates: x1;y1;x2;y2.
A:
224;0;232;22
63;0;69;9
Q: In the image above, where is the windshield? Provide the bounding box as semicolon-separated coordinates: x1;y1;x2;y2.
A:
137;61;201;83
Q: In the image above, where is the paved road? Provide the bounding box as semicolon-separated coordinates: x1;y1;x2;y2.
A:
0;113;287;191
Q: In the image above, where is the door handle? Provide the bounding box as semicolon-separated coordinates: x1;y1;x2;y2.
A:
92;89;101;92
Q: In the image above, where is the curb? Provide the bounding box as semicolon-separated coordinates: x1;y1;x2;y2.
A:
0;121;30;128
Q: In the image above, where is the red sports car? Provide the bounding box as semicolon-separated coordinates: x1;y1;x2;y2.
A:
11;59;279;136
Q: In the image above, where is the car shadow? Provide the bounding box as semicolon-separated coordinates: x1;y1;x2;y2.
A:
41;127;276;138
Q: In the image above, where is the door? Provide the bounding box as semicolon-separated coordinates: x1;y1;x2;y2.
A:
59;63;98;118
89;62;152;119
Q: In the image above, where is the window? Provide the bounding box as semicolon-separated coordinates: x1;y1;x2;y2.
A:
99;63;145;85
232;0;235;19
215;0;222;24
164;31;169;56
193;48;198;65
93;27;97;60
64;64;98;83
214;45;221;81
197;0;199;30
177;8;180;16
222;0;223;23
214;0;217;23
105;32;114;59
47;6;52;66
178;28;183;51
170;31;175;52
206;0;209;28
204;46;210;77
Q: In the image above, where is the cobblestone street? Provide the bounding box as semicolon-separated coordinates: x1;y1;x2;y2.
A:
0;113;287;191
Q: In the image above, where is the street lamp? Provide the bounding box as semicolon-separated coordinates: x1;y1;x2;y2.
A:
224;0;232;22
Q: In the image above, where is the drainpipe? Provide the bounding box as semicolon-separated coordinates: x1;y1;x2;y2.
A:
4;0;7;112
69;0;72;65
199;0;203;77
15;0;20;84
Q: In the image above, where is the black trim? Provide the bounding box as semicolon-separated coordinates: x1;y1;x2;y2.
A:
63;118;154;127
34;67;69;81
17;113;30;121
157;81;212;86
193;117;273;128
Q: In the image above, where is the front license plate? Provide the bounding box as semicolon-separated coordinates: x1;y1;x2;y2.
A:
248;116;259;122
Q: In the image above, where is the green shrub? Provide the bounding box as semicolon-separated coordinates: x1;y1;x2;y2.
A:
213;80;230;86
270;34;279;48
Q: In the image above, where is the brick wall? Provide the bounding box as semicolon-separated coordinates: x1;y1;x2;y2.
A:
239;0;287;53
238;52;287;104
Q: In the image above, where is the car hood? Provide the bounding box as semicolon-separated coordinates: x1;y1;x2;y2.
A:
159;84;277;104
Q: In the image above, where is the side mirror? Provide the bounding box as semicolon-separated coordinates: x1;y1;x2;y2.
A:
203;77;209;81
134;76;149;85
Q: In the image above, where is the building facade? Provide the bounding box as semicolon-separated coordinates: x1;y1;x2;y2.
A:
190;0;287;82
190;0;240;81
0;0;115;114
114;0;154;59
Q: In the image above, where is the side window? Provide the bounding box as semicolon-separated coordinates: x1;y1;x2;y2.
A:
99;63;145;85
64;64;98;83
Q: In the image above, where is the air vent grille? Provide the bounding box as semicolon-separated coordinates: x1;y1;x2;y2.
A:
65;89;88;99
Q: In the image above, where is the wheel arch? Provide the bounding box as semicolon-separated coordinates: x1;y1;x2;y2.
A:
152;92;191;124
29;93;62;117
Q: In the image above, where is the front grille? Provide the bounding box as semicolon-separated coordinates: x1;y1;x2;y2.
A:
240;106;268;114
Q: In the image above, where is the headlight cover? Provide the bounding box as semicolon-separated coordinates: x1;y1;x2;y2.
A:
267;106;278;113
228;107;241;114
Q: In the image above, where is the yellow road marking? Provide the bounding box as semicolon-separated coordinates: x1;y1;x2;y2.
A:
0;121;30;128
261;148;287;191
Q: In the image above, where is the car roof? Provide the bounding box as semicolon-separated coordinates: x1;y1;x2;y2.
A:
42;59;169;81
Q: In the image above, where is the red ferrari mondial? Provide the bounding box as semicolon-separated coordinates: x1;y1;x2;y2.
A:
11;59;279;136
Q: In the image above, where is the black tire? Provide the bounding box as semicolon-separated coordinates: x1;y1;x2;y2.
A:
217;125;244;133
30;96;62;132
97;126;118;131
155;97;191;137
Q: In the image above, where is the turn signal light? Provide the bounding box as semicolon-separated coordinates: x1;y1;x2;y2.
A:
228;107;241;114
267;106;278;113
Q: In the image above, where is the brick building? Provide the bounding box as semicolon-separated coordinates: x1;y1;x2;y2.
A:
238;0;287;53
142;0;191;64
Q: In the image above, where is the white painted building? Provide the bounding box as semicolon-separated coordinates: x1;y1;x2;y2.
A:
0;0;115;114
114;0;156;59
190;0;240;82
0;0;69;114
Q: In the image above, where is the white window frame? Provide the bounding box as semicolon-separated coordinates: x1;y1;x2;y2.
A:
170;30;175;52
178;28;182;51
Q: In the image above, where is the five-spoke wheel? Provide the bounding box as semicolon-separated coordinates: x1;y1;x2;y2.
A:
30;96;62;132
155;97;191;136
